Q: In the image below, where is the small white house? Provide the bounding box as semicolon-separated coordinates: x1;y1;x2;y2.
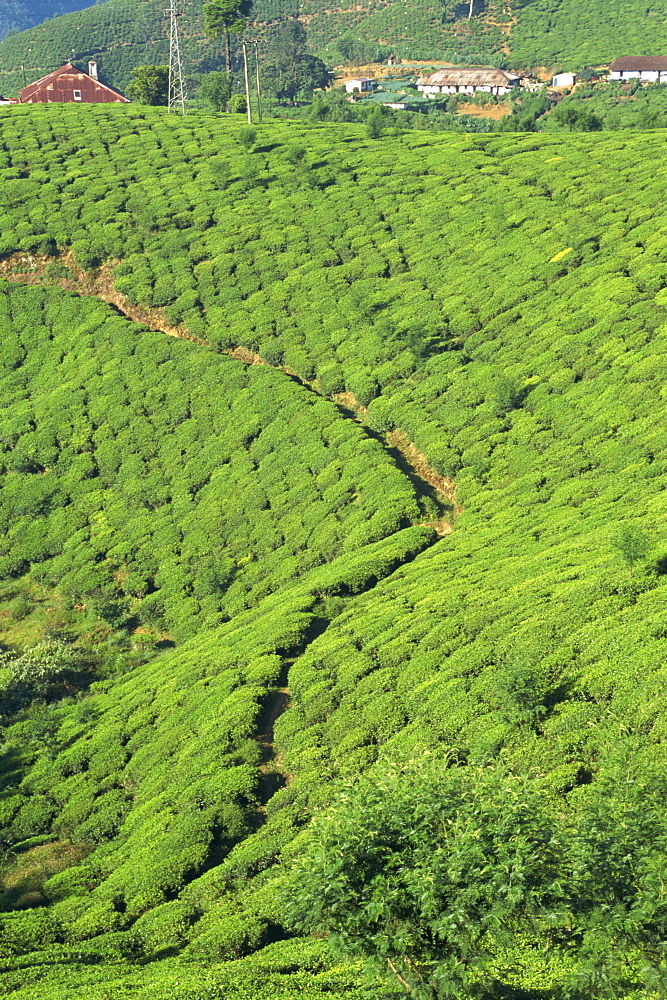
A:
552;72;577;88
344;77;374;94
609;57;667;82
416;67;520;97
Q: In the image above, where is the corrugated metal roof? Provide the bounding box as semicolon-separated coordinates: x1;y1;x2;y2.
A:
20;63;128;104
610;56;667;72
417;67;519;87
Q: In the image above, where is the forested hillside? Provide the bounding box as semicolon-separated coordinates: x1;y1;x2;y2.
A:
2;104;667;998
0;2;109;45
2;0;667;97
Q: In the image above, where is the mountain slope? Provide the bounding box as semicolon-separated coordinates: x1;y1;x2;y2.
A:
0;1;110;44
0;0;666;95
0;0;299;99
2;105;667;996
509;0;667;70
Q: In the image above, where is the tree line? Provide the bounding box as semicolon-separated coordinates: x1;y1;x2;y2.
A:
129;2;329;112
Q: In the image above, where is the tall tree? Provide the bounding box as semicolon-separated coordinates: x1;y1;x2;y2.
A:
203;0;254;83
128;64;169;106
199;70;232;111
284;760;568;999
264;20;329;105
283;756;667;998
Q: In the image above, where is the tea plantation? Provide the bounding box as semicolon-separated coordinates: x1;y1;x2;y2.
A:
1;104;667;997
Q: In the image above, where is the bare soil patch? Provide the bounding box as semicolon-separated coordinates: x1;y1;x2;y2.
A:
387;430;460;512
333;390;368;416
457;102;511;119
0;252;206;345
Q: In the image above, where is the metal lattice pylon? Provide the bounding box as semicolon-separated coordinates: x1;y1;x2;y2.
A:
164;1;187;113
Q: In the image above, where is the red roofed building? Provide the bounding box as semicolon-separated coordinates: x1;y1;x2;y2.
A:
19;61;129;104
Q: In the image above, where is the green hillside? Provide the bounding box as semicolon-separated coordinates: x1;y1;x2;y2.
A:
0;2;110;45
0;0;308;101
2;104;667;998
508;0;667;70
0;0;217;99
0;0;503;99
1;0;667;97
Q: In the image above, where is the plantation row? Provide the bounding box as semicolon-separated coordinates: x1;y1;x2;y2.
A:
300;0;505;65
0;275;437;996
508;0;667;70
2;107;667;997
0;522;431;997
3;108;667;465
0;283;429;641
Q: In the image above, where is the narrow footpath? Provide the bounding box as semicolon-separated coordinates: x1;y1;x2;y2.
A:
2;251;460;528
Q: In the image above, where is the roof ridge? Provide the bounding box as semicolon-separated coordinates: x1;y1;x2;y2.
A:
19;62;128;103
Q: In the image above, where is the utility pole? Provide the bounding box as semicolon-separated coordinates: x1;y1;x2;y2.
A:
253;40;263;124
164;1;187;114
21;64;27;89
242;39;252;124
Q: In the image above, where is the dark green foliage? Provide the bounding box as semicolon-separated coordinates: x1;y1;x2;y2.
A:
263;20;329;105
365;106;386;139
237;125;257;148
204;0;254;79
229;93;248;114
287;760;566;998
551;104;602;133
200;71;233;111
288;756;667;998
128;65;170;106
541;82;667;133
612;525;651;576
331;33;389;66
204;0;255;39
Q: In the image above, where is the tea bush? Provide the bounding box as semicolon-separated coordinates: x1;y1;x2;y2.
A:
0;283;424;639
1;106;667;998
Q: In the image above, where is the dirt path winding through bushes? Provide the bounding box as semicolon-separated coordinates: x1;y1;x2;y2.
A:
256;687;291;810
0;251;206;345
2;252;459;524
2;252;460;840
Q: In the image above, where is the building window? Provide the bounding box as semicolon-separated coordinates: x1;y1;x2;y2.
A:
73;90;82;101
